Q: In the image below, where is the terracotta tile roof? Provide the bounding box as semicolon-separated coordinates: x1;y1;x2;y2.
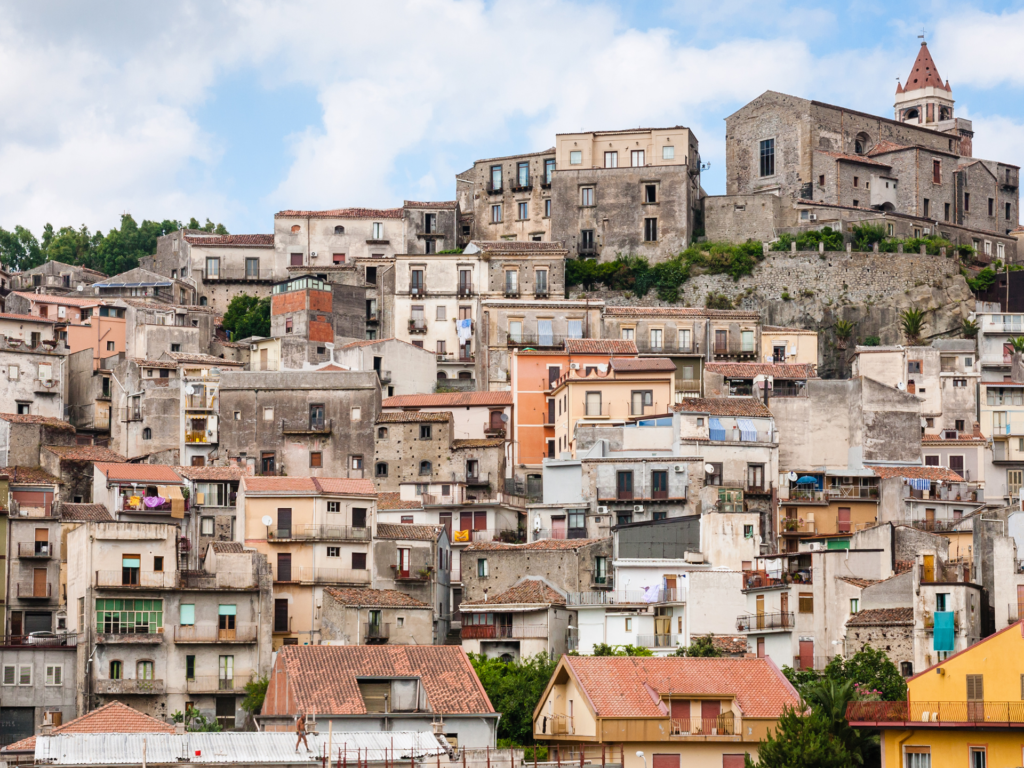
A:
95;463;183;484
267;645;494;715
165;352;244;367
11;292;101;307
376;492;423;511
376;522;444;541
902;42;949;92
403;201;457;209
452;438;505;448
468;240;566;253
762;325;818;334
316;363;348;371
382;391;512;408
210;541;245;553
711;635;750;657
816;149;891;167
376;411;452;424
563;656;798;719
182;234;274;247
466;537;609;552
673;397;772;417
565;338;638;355
60;503;113;522
2;701;174;753
705;362;817;379
44;445;127;463
601;307;760;319
173;465;244;481
462;579;565;607
0;413;75;430
867;140;912;156
324;587;430;608
609;357;677;372
838;577;881;588
0;312;58;323
119;299;221;314
867;465;964;481
276;207;403;219
242;476;377;496
846;607;915;627
895;560;914;574
0;466;61;484
921;431;986;444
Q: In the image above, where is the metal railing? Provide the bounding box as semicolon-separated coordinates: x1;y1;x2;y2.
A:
185;394;214;410
785;489;827;502
123;407;143;422
637;634;682;648
16;582;53;598
461;624;548;639
828;486;879;499
0;632;78;648
670;714;735;736
95;570;177;588
486;180;503;194
458;283;474;297
204;268;275;281
502;332;578;348
847;700;1024;724
186;675;251;693
708;429;775;443
365;623;390;642
510;174;532;190
923;610;961;630
450;528;525;544
280;418;332;434
567;588;682;606
179;571;257;590
742;570;812;589
185;430;213;444
268;524;370;541
408;319;427;333
279;566;371;585
173;623;257;643
17;542;54;558
634;341;699;354
736;611;795;632
907;518;970;533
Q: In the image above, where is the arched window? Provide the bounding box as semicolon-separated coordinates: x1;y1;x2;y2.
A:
419;460;432;476
198;296;207;306
334;225;345;235
377;427;388;439
142;428;152;440
109;660;122;679
291;224;301;233
437;371;448;380
375;462;388;477
904;107;920;122
854;132;871;155
458;371;472;380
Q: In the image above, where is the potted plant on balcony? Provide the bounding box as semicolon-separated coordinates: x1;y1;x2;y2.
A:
417;568;431;580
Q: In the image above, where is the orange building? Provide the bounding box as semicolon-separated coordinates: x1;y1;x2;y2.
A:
7;292;126;369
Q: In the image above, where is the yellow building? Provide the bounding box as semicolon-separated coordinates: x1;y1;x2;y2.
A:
239;475;376;648
760;326;818;365
848;619;1024;767
533;655;799;768
551;357;675;457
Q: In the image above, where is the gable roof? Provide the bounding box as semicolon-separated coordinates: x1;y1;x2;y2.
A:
376;411;452;424
265;645;494;715
0;312;57;323
867;465;964;481
846;607;914;627
11;292;101;307
210;541;245;554
0;466;62;484
462;578;565;607
452;438;505;449
376;492;423;511
44;445;127;463
94;463;183;484
705;362;817;380
173;465;245;481
815;149;891;167
382;391;512;408
557;656;798;720
60;503;113;522
241;476;377;496
608;357;677;372
673;397;772;418
909;620;1024;682
0;413;75;430
182;234;274;247
1;701;174;753
375;523;444;541
565;338;638;355
324;587;430;608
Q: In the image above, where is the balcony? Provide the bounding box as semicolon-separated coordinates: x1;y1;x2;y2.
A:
17;541;55;559
281;418;332;435
178;571;259;590
365;623;390;644
366;312;380;324
713;347;757;360
708;428;775;443
276;566;371;585
784;489;828;504
186;675;250;694
541;174;553;189
15;582;53;599
173;623;258;643
637;634;682;649
377;370;392;384
847;700;1024;726
827;485;879;500
0;633;79;648
205;268;275;282
95;570;177;589
458;283;474;297
742;569;812;590
466;471;491;485
409;283;427;297
486;180;503;194
907;517;970;533
504;285;521;298
34;378;60;395
503;332;574;349
185;394;214;411
450;528;526;545
408;319;428;334
461;624;548;639
185;430;214;444
94;679;165;695
670;714;735;737
483;426;506;438
96;629;163;644
635;341;699;355
510;174;532;192
923;610;961;630
268;524;370;542
567;588;683;606
736;611;795;632
123;407;143;422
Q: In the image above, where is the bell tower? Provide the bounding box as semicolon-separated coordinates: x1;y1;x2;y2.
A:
894;42;955;128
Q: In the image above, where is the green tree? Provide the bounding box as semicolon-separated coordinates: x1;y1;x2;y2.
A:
222;294;271;340
833;319;855;350
0;225;44;270
469;652;558;745
744;704;855;768
673;634;722;657
803;678;879;765
961;319;979;339
591;643;654;657
242;674;269;715
783;646;906;702
899;308;925;345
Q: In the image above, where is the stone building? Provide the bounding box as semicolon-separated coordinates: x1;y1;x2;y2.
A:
460;577;574;661
319;586;435;646
174;465;244;566
88;267;196;305
401;201;459;255
456;149;556;244
6;471;63;638
8;261;106;296
844;607;915;671
550;126;702;261
40;445;126;504
0;415;77;468
334;338;437;398
273;207;405;267
268;275;364;369
0;336;68;419
218;369;379;478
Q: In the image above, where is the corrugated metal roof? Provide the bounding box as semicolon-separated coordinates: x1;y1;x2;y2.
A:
34;731;447;765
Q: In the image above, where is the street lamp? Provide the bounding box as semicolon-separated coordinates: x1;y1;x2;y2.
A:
636;752;646;768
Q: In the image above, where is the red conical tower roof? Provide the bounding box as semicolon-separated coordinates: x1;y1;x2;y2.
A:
904;42;949;92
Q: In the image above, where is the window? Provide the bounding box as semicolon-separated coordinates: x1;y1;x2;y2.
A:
651;471;668;499
109;661;122;680
536;269;549;295
945;202;951;221
743;525;754;539
504;270;518;294
662;145;674;160
904;747;930;767
706;462;723;486
326;546;340;558
185;655;195;681
932;158;941;184
351;455;363;470
649;328;663;350
142;427;152;440
96;598;163;634
988;198;994;217
759;139;775;177
604;151;617;168
1007;202;1013;220
644;218;658;242
45;665;62;686
888;222;895;236
852;199;859;208
969;747;986;768
631;150;645;167
580;229;595;251
180;604;196;626
420;425;432;439
741;330;754;352
624;617;633;632
850;599;859;614
477;558;488;577
923;198;930;217
630;390;653;415
585;391;602;416
419;460;432;476
16;402;30;415
491;204;502;223
153;556;163;572
621;327;634;340
581;187;594;206
352;552;367;569
544;198;552;217
370;222;384;240
544;158;556;183
747;464;764;490
310;451;323;468
798;593;814;613
570;150;582;165
205;257;220;278
518;202;528;220
853;176;859;188
953;378;967;388
908;360;922;374
965;193;971;212
644;184;657;203
201;517;214;535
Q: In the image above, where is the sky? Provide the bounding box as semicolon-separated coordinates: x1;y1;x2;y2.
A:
2;0;1024;237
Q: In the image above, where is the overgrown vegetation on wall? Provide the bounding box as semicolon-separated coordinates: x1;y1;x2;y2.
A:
850;223;969;257
770;227;844;252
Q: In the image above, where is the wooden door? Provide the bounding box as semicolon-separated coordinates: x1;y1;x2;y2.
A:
551;517;567;539
925;509;936;530
398;548;410;578
273;599;288;633
277;553;291;582
837;508;851;533
260;348;268;371
277;508;292;538
967;674;984;721
780;592;789;625
669;700;689;732
49;712;62;727
664;575;677;601
757;637;765;658
33;568;47;597
799;640;814;671
756;594;765;629
191;455;205;467
651;755;679;768
722;757;745;768
923;554;935;583
35;527;48;556
700;700;721;733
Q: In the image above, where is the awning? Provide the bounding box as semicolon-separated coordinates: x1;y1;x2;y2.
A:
709;417;725;442
158;485;186;519
737;418;757;442
905;478;932;491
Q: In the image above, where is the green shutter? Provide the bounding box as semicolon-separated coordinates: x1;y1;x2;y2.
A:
122;558;140;567
218;605;237;616
180;604;195;625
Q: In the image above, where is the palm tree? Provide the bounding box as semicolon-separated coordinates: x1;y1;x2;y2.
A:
961;319;979;339
833;319;855;350
899;308;925;345
1011;336;1024;354
803;678;879;765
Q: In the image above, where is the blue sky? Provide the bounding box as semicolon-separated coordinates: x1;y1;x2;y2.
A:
2;0;1023;236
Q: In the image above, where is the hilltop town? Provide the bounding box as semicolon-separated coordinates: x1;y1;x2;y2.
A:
2;41;1024;768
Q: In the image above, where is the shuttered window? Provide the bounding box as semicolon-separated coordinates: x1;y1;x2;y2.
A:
967;674;984;700
798;593;814;613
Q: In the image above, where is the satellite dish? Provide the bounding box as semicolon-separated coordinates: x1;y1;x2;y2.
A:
76;285;84;292
500;413;509;423
261;515;273;527
185;384;195;395
704;463;716;474
533;517;542;531
897;381;906;390
788;471;798;482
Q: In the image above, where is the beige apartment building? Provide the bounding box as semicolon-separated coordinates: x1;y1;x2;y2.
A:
457;149;557;243
239;476;377;649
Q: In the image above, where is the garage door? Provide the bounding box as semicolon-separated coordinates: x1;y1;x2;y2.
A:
652;755;680;768
25;612;53;634
0;707;34;747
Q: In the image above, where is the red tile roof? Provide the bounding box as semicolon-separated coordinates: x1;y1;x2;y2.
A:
376;411;452;424
0;413;75;430
182;234;274;247
469;240;567;253
902;42;949;93
45;445;127;463
95;463;183;483
711;635;750;657
316;363;348;371
466;538;609;552
11;292;101;307
846;607;915;626
2;701;174;753
210;541;245;553
165;352;243;367
276;207;403;219
377;492;423;511
565;338;638;355
705;362;817;379
562;656;798;719
462;579;565;607
376;522;444;541
382;391;512;408
173;465;245;481
608;357;677;372
921;431;986;444
867;140;912;156
837;577;881;589
0;312;57;323
0;466;62;484
324;587;430;608
404;201;457;209
673;397;772;417
242;476;377;496
867;465;964;481
60;503;113;522
264;645;494;715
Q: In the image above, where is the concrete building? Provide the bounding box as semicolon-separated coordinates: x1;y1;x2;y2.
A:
703;361;817;400
0;336;68;419
274;207;405;267
89;267;197;305
334;338;437;398
8;261;106;296
0;636;79;748
218;369;380;478
319;587;435;646
268;275;365;369
380;390;513;443
550;126;702;261
40;445;126;505
0;415;77;469
760;325;818;365
456;149;556;244
402;201;459;255
5;471;62;638
261;644;499;748
174;465;245;567
238;475;376;648
460;577;574;660
91;463;186;525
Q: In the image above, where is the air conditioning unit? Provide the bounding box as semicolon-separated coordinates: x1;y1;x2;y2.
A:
673;464;685;473
596;506;608;515
251;344;258;351
684;551;704;564
633;504;644;513
310;251;318;258
808;214;817;221
569;363;580;370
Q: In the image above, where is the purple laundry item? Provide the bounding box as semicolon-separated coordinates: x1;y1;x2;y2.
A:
143;496;166;508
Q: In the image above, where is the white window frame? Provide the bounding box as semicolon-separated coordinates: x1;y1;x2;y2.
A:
604;151;617;168
569;151;582;165
491;204;502;223
46;664;63;686
662;145;675;160
18;665;32;686
372;222;384;240
631;150;645;167
2;665;15;685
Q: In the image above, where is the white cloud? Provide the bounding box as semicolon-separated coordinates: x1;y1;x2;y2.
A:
934;8;1024;89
